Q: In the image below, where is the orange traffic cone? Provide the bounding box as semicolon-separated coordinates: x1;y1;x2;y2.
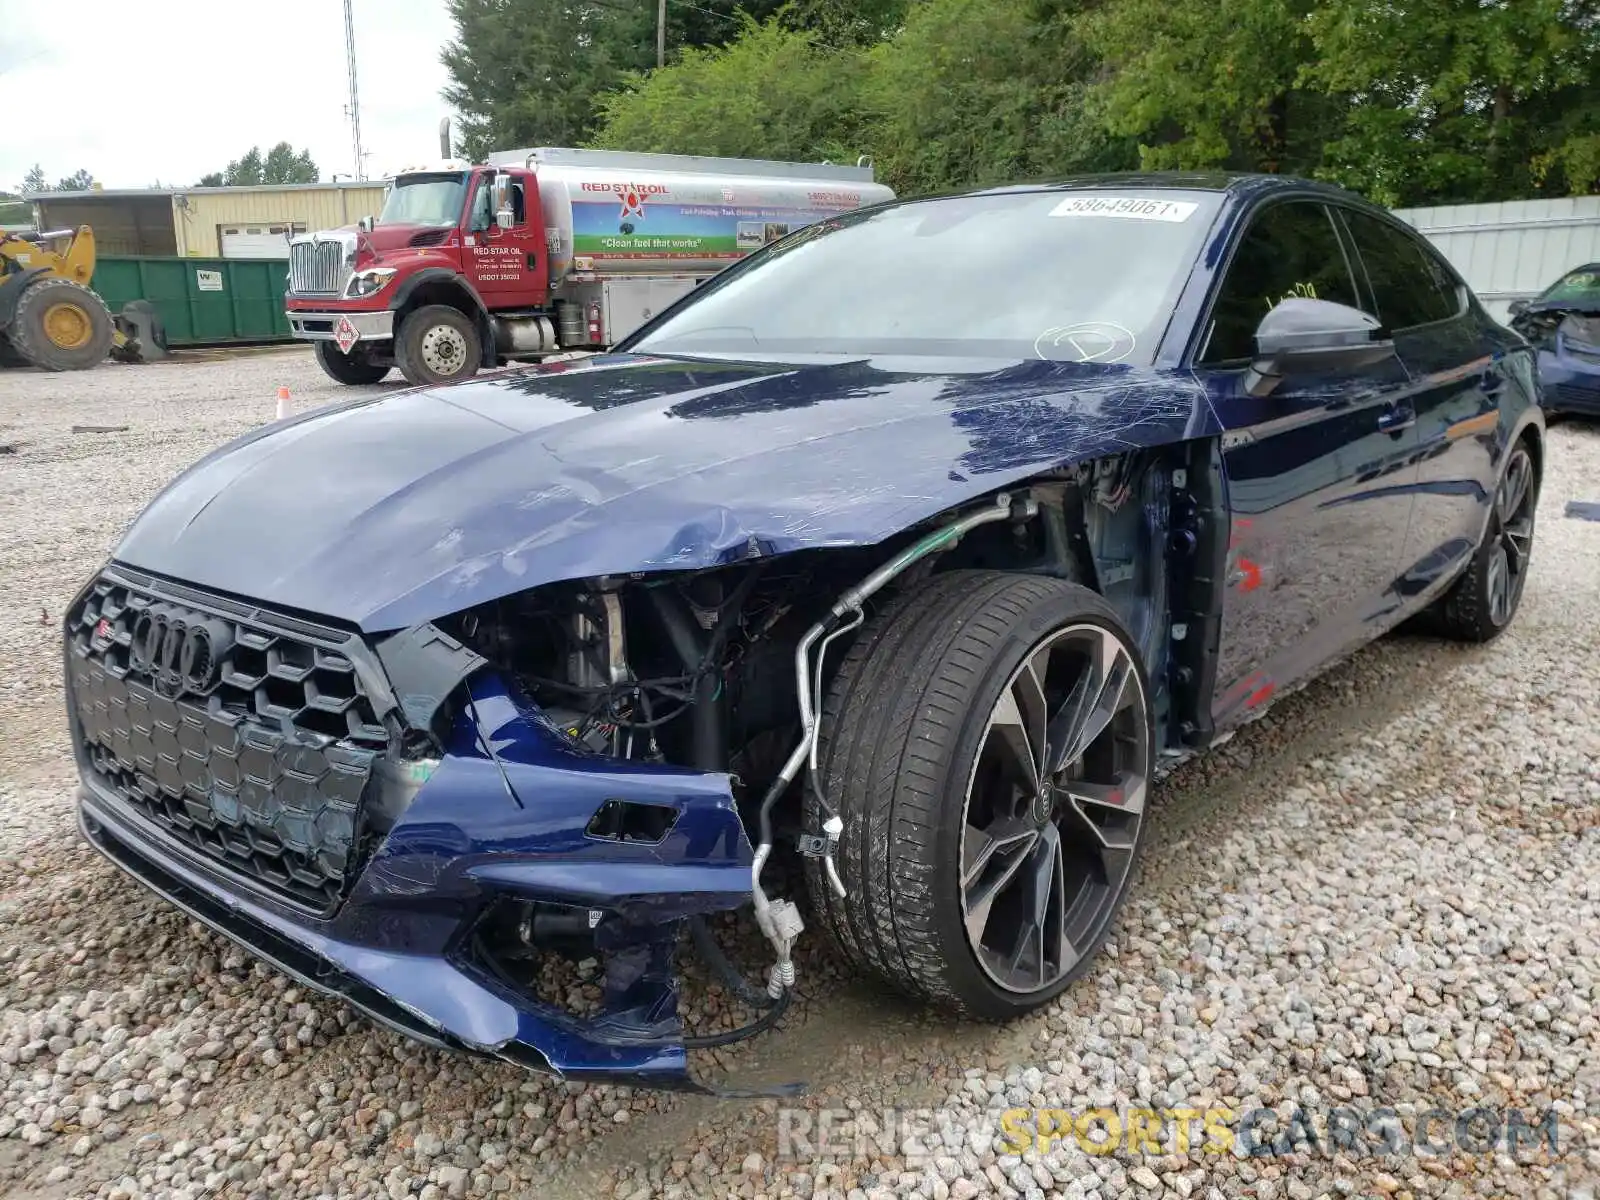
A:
275;385;291;420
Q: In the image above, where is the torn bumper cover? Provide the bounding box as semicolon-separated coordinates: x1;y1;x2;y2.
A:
67;576;758;1091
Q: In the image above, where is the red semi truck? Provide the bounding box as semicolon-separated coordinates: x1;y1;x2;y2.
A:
285;146;894;387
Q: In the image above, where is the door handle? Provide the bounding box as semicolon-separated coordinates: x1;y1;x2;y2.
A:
1376;404;1415;435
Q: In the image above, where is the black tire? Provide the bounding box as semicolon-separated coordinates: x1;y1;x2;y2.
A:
805;569;1154;1019
394;305;480;387
9;278;116;371
1427;439;1540;642
314;340;391;385
0;332;28;368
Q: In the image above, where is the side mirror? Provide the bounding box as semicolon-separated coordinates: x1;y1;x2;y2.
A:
1246;297;1396;396
357;215;374;233
1507;299;1529;318
492;173;514;229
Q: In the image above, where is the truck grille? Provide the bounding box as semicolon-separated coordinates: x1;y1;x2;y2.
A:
66;571;388;913
289;239;347;296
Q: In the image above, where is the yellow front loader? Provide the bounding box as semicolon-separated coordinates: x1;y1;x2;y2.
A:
0;225;144;370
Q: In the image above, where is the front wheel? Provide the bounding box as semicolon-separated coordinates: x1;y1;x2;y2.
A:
314;340;391;385
807;570;1153;1019
395;305;480;387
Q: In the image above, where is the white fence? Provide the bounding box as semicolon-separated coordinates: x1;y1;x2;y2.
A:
1393;197;1600;323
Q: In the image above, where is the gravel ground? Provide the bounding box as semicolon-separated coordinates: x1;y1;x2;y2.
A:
2;349;1598;1200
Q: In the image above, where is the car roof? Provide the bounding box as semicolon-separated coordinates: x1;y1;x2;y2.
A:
959;170;1370;204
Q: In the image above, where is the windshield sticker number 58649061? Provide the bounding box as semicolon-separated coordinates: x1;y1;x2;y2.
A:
1049;196;1198;222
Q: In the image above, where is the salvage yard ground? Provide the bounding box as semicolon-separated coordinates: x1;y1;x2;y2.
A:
1;348;1598;1200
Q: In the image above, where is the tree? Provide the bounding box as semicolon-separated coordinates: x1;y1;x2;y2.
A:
864;0;1133;196
199;143;319;188
1082;0;1331;174
20;164;46;194
442;0;640;160
440;0;792;162
54;169;95;191
1303;0;1600;204
592;17;872;164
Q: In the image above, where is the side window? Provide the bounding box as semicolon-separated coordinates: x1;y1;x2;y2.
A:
469;180;493;232
1200;202;1361;364
1340;210;1461;330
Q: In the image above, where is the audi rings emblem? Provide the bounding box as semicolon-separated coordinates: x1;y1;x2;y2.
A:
130;607;231;696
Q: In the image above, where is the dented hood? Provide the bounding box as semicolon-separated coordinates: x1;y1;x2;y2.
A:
113;353;1217;631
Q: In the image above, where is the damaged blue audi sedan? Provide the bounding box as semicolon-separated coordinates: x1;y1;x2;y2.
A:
65;173;1543;1094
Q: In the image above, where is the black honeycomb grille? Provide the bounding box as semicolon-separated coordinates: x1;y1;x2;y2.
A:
66;572;389;913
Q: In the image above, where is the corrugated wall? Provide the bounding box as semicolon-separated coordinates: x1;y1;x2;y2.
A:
1394;197;1600;323
174;186;389;257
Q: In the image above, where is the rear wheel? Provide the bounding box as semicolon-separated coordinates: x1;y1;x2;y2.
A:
9;278;116;371
807;571;1153;1018
1427;440;1539;642
395;305;480;387
314;340;391;385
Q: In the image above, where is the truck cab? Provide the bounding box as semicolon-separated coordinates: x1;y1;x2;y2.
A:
285;148;894;388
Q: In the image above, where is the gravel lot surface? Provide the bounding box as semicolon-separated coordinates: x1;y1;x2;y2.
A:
2;348;1598;1200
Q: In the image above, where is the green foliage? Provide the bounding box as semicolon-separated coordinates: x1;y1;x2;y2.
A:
1303;0;1600;205
441;0;791;162
201;144;318;188
20;165;46;194
592;17;871;162
446;0;1600;207
864;0;1133;195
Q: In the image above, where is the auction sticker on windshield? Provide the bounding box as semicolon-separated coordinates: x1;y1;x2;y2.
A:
1049;196;1198;222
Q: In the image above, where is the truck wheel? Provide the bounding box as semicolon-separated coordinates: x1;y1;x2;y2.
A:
314;340;391;385
395;305;480;387
806;570;1153;1019
9;278;116;371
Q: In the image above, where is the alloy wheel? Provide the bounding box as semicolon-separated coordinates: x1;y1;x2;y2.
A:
1486;445;1536;627
959;622;1149;994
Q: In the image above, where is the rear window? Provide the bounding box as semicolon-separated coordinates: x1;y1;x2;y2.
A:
1341;210;1462;330
627;189;1223;365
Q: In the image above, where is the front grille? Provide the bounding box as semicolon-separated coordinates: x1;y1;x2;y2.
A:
289;239;347;296
66;572;388;912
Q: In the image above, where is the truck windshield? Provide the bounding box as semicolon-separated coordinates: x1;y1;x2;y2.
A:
626;189;1221;365
379;173;468;228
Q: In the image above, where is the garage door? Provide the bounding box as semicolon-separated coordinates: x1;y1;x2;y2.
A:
219;223;305;259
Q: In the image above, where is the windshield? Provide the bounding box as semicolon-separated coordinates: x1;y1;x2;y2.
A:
627;189;1221;364
1537;265;1600;305
379;173;468;228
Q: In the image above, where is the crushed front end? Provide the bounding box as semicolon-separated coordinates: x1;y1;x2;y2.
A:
63;564;771;1092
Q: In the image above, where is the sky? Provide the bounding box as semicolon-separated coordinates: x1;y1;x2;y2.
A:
0;0;457;193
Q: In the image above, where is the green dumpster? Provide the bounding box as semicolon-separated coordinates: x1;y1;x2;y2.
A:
91;256;294;347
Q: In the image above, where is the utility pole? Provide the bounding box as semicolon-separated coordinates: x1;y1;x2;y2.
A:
344;0;364;181
657;0;666;66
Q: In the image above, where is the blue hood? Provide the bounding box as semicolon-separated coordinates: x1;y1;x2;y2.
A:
113;353;1218;631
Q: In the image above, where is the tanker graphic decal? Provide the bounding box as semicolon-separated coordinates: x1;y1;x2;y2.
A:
571;180;859;261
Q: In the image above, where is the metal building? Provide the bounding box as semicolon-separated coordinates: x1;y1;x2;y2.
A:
1394;196;1600;323
30;182;390;259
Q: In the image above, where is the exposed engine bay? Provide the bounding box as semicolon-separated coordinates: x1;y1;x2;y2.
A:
424;448;1195;1060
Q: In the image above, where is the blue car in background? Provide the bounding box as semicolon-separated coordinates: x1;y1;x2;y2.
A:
64;173;1544;1095
1509;263;1600;416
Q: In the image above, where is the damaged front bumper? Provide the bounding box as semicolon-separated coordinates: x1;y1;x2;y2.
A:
70;608;770;1092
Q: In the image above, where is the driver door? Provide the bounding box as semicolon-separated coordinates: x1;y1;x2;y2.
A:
1194;199;1420;729
462;172;543;305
